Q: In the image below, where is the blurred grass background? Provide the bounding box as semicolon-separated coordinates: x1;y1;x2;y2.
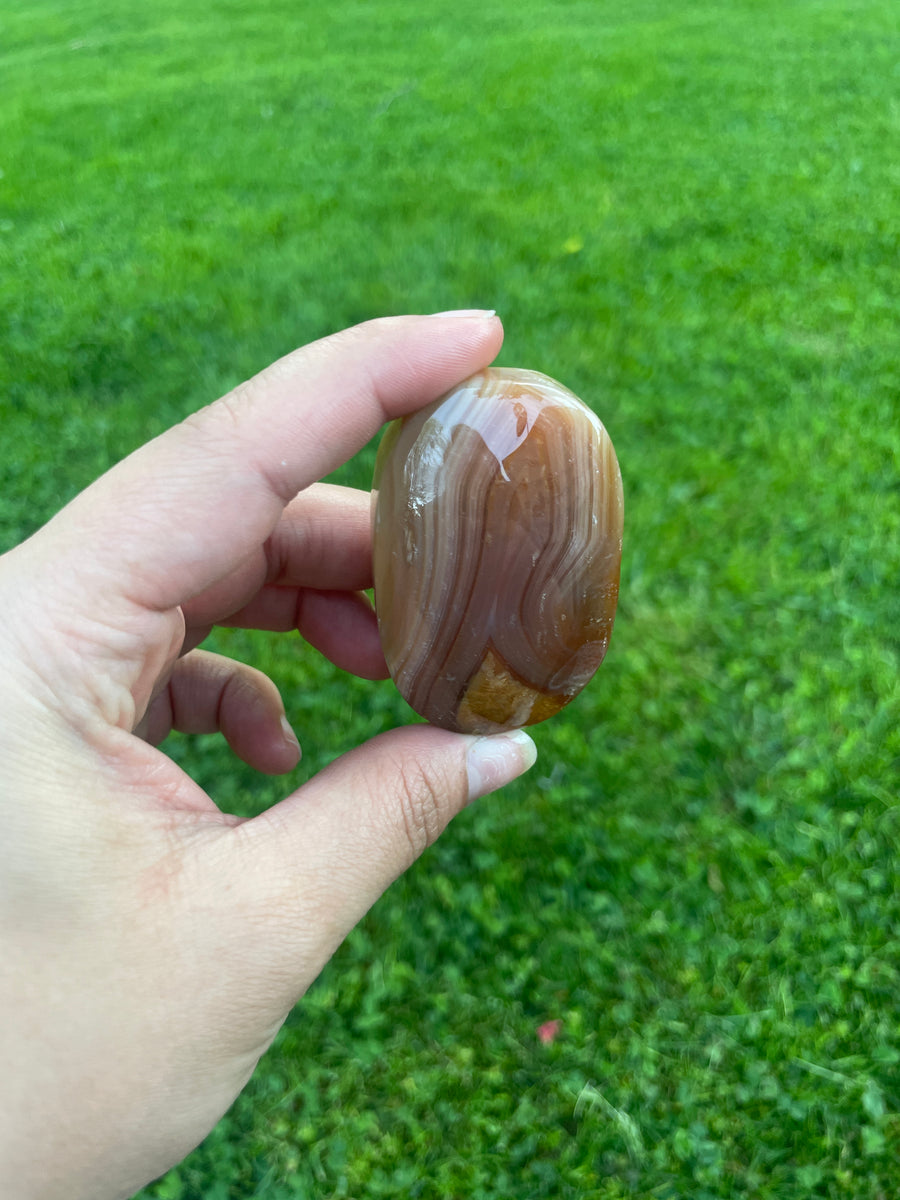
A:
2;1;899;1196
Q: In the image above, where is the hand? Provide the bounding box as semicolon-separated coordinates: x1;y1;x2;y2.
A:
0;313;537;1200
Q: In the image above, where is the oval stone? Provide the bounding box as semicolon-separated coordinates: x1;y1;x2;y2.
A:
372;367;624;734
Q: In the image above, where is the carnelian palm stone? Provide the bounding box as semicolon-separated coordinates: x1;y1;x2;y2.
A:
372;368;623;734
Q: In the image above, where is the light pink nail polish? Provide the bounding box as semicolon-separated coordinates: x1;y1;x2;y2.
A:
466;729;537;802
430;308;498;319
280;714;300;753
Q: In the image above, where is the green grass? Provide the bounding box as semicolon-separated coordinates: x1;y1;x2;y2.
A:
3;0;900;1195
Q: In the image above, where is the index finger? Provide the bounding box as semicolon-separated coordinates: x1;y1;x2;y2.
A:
38;312;503;613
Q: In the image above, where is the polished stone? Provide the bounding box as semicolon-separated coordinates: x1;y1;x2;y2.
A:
372;368;624;733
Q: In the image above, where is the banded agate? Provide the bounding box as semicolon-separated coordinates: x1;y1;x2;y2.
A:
372;368;623;734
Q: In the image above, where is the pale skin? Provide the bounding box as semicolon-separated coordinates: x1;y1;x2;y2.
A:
0;312;537;1200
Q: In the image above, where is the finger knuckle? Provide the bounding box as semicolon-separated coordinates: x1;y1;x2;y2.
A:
392;757;451;862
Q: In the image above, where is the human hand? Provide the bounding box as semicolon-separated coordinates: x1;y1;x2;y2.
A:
0;313;537;1200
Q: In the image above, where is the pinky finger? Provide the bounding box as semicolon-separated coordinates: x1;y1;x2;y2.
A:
137;649;301;775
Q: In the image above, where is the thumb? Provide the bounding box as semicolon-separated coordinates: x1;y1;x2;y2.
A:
240;725;537;987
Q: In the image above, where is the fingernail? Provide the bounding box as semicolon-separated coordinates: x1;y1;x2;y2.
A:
430;308;497;319
280;714;301;754
466;729;537;802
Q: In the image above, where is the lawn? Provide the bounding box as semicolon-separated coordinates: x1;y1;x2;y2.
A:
2;0;899;1196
